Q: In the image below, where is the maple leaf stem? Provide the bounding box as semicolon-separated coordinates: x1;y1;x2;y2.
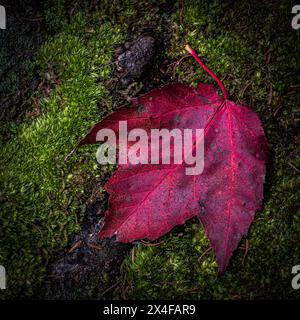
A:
185;45;229;100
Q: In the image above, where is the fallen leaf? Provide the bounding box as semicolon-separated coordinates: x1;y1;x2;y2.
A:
76;46;268;273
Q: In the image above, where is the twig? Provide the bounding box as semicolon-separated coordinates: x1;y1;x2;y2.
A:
140;240;164;247
179;0;184;25
131;247;135;263
239;81;251;98
100;281;120;297
68;240;83;253
171;55;190;79
64;145;78;162
87;243;103;251
267;83;273;106
288;161;300;173
273;105;284;117
198;247;212;263
265;48;271;64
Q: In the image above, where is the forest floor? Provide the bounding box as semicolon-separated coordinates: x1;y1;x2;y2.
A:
0;0;299;299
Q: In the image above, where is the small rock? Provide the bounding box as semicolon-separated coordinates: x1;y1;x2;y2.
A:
114;36;156;85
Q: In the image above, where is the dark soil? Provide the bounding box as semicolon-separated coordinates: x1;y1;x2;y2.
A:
44;202;129;299
0;0;44;131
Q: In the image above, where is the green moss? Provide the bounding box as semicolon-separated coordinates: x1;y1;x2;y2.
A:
125;0;300;299
1;0;299;300
124;222;217;299
0;4;124;297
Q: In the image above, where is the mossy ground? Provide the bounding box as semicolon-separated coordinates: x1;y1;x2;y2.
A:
0;0;124;298
0;0;299;299
124;0;300;299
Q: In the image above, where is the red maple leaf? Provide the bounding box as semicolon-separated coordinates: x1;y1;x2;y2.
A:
75;46;268;273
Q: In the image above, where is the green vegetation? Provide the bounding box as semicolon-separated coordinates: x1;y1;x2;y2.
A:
0;0;299;299
124;0;300;299
0;2;123;297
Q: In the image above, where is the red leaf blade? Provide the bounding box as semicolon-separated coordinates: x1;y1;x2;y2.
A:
77;49;268;273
